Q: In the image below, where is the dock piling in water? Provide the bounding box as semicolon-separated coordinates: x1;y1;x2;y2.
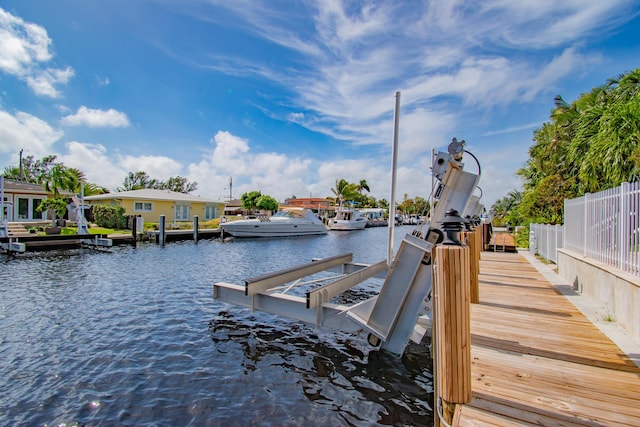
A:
193;216;199;241
159;215;166;245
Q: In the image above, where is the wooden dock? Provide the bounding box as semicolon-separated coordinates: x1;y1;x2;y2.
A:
485;231;517;252
451;251;640;426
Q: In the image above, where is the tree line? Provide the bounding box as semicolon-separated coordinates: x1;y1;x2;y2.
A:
492;67;640;227
3;155;198;196
4;155;430;217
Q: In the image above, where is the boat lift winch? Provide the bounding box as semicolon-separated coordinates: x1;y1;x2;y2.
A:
213;138;482;356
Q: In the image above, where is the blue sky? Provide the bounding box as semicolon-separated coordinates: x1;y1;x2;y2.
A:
1;1;639;208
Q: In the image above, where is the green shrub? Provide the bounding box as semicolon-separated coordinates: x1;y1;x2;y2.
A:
515;227;530;249
93;205;127;229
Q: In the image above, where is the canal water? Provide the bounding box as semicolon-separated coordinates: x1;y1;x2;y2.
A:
1;226;434;426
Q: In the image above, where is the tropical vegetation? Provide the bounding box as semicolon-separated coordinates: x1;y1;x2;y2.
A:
492;67;640;231
3;154;107;196
93;205;127;229
329;178;379;208
118;171;197;193
240;191;279;213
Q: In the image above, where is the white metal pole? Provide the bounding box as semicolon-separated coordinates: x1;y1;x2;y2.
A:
584;193;589;258
620;182;628;271
387;91;401;266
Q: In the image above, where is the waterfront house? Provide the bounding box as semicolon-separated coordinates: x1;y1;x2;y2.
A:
1;178;53;222
84;189;225;224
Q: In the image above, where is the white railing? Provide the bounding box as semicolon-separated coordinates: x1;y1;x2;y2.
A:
564;182;640;277
530;182;640;276
529;223;563;264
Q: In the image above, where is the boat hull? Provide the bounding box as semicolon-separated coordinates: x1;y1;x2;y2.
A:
328;220;367;231
221;223;327;237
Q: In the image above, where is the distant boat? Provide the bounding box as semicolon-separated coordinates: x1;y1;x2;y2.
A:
328;208;367;231
220;208;327;238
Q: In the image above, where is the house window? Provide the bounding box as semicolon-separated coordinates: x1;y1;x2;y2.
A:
204;205;217;220
175;204;190;221
134;201;153;212
18;198;28;220
16;197;46;220
32;198;43;219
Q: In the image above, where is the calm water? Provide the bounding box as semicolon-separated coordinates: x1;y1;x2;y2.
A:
0;226;434;426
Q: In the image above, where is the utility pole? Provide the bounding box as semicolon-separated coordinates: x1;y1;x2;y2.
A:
227;177;233;200
19;149;24;181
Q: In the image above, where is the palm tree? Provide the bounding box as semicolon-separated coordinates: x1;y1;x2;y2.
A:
579;68;640;191
330;179;357;206
356;179;370;194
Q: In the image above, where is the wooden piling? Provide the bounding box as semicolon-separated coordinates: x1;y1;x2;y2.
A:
159;215;166;245
193;215;199;242
131;215;137;241
461;229;480;304
434;244;472;425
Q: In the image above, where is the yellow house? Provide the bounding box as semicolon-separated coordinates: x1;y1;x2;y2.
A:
84;189;225;223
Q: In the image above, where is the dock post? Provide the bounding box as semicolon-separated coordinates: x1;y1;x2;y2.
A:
461;229;480;304
159;215;166;245
131;215;137;241
434;242;472;425
193;215;199;242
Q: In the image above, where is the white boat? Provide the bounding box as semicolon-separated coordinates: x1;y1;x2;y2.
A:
328;208;367;231
220;208;327;237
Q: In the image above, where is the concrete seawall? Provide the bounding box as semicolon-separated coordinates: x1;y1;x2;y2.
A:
556;248;640;347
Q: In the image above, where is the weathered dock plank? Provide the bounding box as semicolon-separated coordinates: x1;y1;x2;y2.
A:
452;251;640;426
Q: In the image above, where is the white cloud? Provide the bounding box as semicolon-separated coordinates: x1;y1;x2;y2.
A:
0;109;63;160
0;8;52;74
61;106;130;128
119;155;182;181
26;66;75;98
0;7;73;97
187;130;329;201
194;0;635;156
58;142;126;190
58;142;184;191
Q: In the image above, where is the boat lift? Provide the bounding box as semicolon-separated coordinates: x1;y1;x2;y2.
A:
213;139;481;355
0;177;26;253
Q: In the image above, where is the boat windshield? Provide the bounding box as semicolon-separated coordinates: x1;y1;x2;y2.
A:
273;209;305;218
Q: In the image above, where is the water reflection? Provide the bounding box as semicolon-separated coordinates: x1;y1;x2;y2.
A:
1;227;433;426
209;311;434;426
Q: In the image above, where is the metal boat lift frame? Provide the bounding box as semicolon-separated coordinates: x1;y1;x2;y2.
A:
214;140;482;356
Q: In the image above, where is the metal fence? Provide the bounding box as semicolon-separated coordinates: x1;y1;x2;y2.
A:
532;182;640;276
529;223;564;264
564;182;640;276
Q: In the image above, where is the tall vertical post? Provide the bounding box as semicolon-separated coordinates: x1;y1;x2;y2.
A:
464;229;480;304
620;182;629;271
434;244;472;425
584;193;590;258
159;215;166;246
193;215;199;242
387;91;401;266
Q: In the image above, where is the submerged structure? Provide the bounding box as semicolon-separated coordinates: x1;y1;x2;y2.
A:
213;138;483;356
